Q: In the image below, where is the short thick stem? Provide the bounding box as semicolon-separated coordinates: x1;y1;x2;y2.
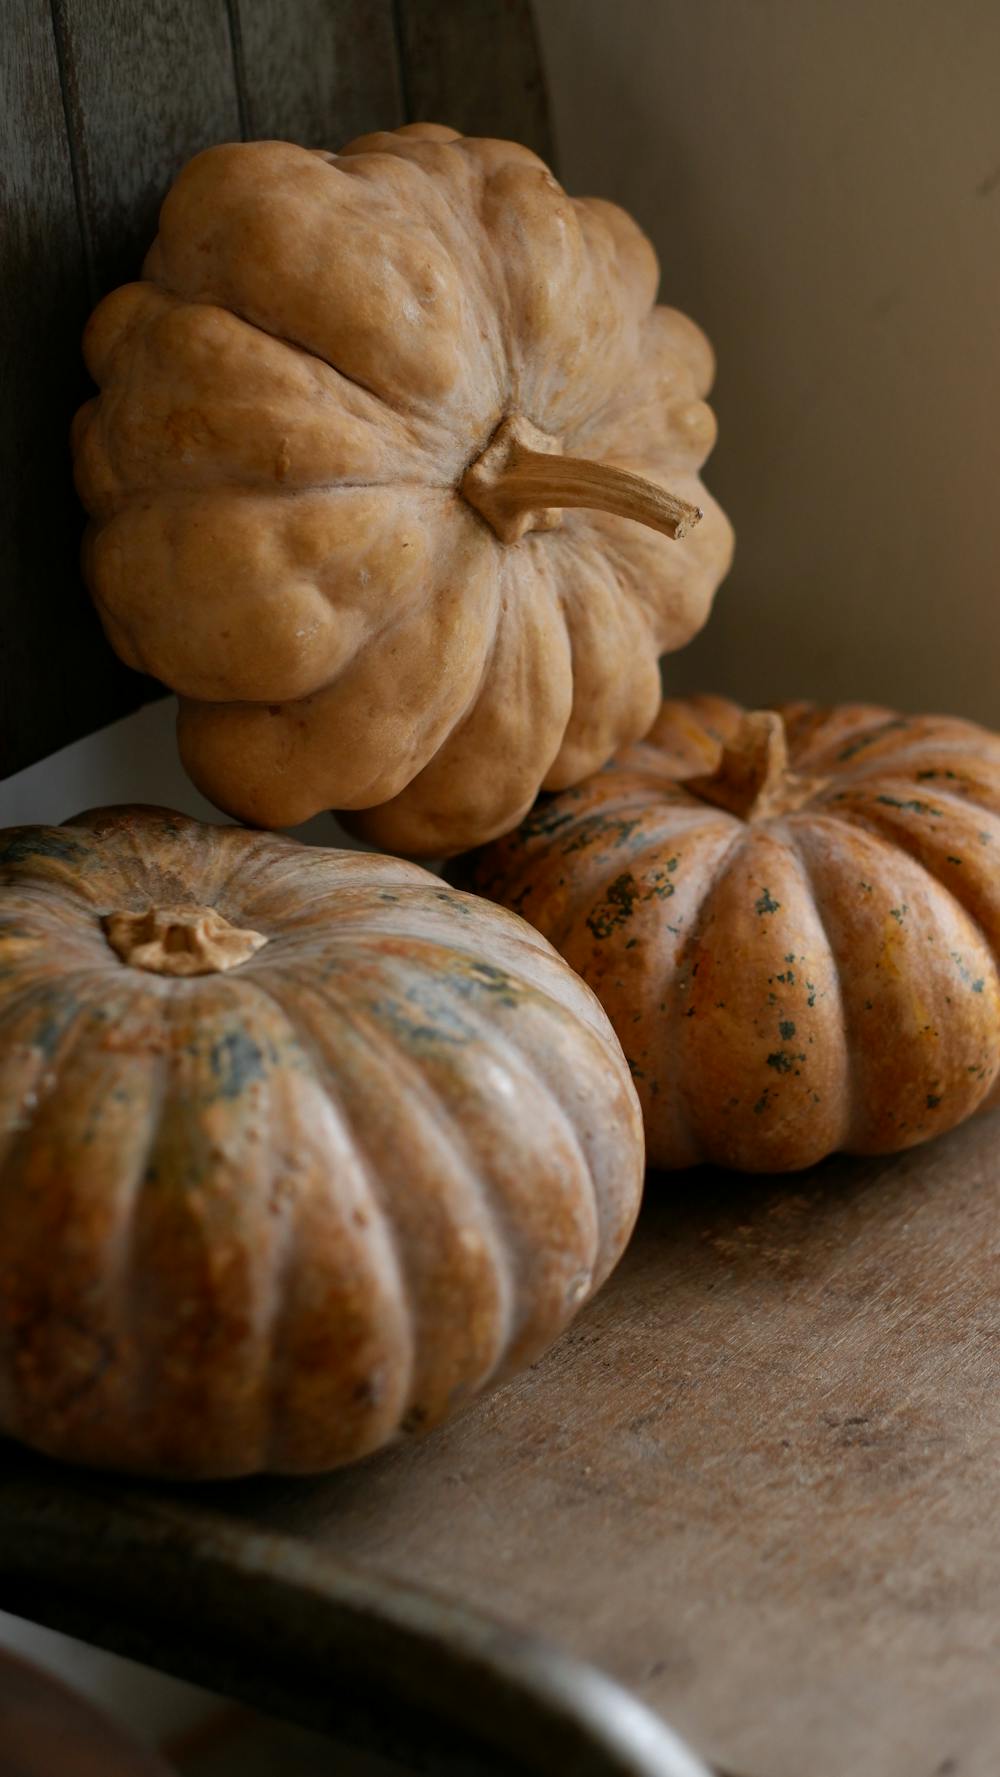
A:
461;414;703;545
103;905;268;976
686;711;827;822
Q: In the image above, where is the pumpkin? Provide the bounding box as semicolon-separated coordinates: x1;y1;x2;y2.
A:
0;806;643;1478
465;697;1000;1172
71;123;733;857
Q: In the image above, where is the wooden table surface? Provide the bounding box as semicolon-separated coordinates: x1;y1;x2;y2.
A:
2;1110;999;1777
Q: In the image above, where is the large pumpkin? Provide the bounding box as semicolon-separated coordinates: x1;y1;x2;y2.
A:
0;807;643;1477
466;697;1000;1171
72;123;733;856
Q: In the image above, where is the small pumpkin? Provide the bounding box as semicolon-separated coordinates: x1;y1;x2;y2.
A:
466;697;1000;1172
72;123;733;856
0;807;643;1477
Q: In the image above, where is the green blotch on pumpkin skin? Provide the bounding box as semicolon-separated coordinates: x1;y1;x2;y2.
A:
0;830;88;867
209;1029;268;1099
519;797;576;840
926;1093;942;1109
766;1051;794;1074
585;872;640;940
755;887;780;916
875;795;943;817
779;1020;796;1040
450;960;521;1009
836;719;909;762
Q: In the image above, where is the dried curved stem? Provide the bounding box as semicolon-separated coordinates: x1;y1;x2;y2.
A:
461;414;703;545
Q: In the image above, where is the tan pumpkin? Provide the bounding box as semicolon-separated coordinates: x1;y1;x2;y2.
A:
0;807;643;1477
466;696;1000;1172
72;123;733;856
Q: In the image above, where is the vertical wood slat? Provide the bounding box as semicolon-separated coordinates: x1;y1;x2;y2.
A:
52;0;242;298
0;0;134;779
232;0;403;147
394;0;554;163
0;0;245;782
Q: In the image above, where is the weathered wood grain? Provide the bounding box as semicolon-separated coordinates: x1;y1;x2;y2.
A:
52;0;242;296
395;0;554;159
3;1115;1000;1775
0;1;137;779
231;0;403;145
0;0;244;783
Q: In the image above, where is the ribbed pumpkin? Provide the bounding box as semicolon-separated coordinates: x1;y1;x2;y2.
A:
71;123;733;856
0;807;643;1477
466;696;1000;1172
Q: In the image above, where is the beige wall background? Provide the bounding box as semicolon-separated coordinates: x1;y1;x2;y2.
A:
535;0;1000;723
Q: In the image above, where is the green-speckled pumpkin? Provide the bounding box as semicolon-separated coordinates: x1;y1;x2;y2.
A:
0;807;643;1478
466;696;1000;1171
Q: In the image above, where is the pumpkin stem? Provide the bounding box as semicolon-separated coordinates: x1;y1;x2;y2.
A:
461;413;702;545
686;712;827;822
102;905;268;976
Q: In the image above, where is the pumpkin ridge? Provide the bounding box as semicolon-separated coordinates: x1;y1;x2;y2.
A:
290;968;519;1409
0;973;126;1172
773;703;895;768
0;980;171;1449
122;978;306;1475
825;756;1000;815
345;551;568;855
882;778;1000;827
243;966;491;1424
551;813;741;954
202;968;418;1462
661;827;764;1161
147;283;416;424
808;798;1000;980
323;973;568;1362
791;816;1000;1150
391;949;627;1308
347;143;513;399
116;1024;173;1453
437;986;613;1302
776;824;858;1152
624;823;745;1170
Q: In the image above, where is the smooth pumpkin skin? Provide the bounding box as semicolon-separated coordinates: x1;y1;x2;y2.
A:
0;807;643;1478
466;696;1000;1172
72;123;733;855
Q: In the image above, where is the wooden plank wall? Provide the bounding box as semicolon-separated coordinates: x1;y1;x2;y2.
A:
0;0;552;782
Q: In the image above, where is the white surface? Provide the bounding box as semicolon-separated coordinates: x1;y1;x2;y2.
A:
536;0;1000;724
